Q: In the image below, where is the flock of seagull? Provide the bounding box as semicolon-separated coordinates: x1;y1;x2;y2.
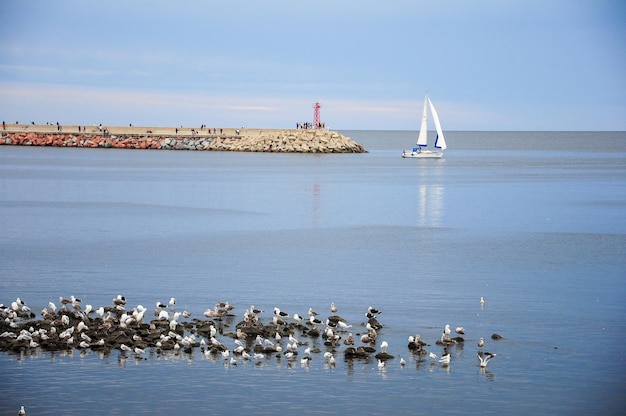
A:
1;295;499;373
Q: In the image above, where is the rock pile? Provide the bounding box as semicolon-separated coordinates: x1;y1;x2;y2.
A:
0;132;211;150
0;129;366;153
207;130;366;153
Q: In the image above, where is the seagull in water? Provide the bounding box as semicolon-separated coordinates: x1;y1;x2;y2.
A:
477;337;485;348
477;351;496;368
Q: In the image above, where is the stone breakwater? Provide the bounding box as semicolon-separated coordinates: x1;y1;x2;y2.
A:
1;132;213;150
0;127;366;153
206;130;366;153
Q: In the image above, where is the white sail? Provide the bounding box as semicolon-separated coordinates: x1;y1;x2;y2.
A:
401;92;447;158
428;97;447;150
416;94;429;147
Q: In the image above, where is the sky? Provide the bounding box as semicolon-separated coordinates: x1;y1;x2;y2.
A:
0;0;624;130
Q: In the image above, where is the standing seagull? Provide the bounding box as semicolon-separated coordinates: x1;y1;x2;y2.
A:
477;351;496;368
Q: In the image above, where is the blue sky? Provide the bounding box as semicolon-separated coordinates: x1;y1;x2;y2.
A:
0;0;624;130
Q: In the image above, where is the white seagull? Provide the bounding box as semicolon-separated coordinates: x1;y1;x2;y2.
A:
477;337;485;348
477;351;496;368
439;353;451;365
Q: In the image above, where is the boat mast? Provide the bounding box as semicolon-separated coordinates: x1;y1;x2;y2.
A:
416;93;429;148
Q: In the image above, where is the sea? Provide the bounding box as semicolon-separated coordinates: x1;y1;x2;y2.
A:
0;130;625;415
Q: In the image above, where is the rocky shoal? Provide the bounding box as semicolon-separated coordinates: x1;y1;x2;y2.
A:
0;129;366;153
1;295;504;369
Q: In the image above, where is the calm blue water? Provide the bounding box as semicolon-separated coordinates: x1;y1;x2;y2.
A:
1;131;625;415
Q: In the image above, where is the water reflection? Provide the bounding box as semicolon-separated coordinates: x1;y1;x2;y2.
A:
416;162;445;227
312;183;321;226
480;367;495;380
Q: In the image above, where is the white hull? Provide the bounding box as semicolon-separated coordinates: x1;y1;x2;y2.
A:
402;150;443;158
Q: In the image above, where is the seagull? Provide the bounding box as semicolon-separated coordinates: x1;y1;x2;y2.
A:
368;306;381;315
48;301;57;312
480;296;485;306
477;337;485;348
400;357;406;366
429;352;437;360
308;307;318;317
444;324;451;336
169;297;176;307
337;320;352;330
439;353;451;365
18;405;25;416
455;326;465;335
156;301;167;308
380;340;388;353
330;302;337;313
377;359;386;370
477;351;496;368
113;295;126;306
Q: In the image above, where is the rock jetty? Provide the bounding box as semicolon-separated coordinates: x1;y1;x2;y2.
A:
207;129;365;153
0;124;366;153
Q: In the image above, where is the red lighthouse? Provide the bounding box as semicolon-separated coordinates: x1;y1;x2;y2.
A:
312;101;321;129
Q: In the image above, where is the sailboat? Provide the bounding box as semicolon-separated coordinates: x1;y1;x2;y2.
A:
402;93;447;158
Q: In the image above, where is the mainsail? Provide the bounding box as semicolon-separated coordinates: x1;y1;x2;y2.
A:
416;95;429;148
